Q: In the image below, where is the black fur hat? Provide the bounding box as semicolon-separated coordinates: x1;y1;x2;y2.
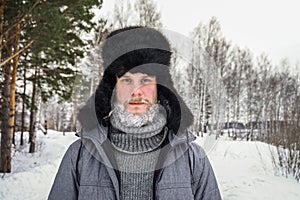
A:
78;26;193;135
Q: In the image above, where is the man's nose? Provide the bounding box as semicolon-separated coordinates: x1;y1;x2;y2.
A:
131;84;143;97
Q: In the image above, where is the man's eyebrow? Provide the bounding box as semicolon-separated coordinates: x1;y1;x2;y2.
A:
120;75;130;78
141;75;155;78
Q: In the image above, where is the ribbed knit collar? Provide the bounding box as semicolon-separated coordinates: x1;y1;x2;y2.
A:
109;126;167;154
109;105;167;154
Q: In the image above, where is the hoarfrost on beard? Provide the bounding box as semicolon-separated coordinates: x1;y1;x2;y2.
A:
113;104;159;127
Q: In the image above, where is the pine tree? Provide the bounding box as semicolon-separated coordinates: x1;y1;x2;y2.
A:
0;0;102;172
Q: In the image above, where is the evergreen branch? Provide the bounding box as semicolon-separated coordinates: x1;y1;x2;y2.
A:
0;40;33;68
0;27;19;52
0;0;41;39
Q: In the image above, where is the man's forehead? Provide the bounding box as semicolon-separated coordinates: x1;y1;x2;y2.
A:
121;72;156;78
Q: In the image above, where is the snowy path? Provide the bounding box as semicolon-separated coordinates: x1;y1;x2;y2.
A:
0;131;78;200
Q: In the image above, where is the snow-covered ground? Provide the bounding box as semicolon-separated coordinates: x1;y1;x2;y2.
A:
197;136;300;200
0;130;299;200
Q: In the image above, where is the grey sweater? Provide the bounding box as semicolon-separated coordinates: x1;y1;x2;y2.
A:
110;127;167;200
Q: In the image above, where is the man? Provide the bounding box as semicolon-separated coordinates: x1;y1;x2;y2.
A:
49;27;221;200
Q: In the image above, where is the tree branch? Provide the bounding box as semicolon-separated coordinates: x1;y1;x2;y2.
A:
0;40;33;68
0;0;40;38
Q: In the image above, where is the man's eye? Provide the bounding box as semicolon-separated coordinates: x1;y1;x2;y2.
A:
141;79;153;84
121;79;132;84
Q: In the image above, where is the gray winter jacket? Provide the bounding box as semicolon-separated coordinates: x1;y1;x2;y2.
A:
48;125;222;200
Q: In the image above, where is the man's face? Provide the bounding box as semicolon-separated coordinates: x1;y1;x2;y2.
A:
115;72;157;115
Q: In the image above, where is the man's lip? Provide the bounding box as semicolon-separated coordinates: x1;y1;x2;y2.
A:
129;102;145;105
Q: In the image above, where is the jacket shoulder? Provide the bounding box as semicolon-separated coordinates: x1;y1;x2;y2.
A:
187;142;222;199
61;139;83;165
187;142;212;180
68;139;82;151
48;139;82;200
188;142;207;159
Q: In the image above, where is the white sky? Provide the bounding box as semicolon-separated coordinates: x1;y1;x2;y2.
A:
100;0;300;69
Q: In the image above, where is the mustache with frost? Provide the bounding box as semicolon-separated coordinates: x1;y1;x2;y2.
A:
124;97;153;107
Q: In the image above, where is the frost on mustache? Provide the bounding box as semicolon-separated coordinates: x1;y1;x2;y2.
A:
112;104;160;127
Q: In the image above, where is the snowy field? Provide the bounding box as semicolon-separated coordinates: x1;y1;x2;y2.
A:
0;130;299;200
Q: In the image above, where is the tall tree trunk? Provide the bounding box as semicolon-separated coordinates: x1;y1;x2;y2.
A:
20;68;27;145
0;0;3;59
0;32;13;173
29;67;37;153
0;0;3;135
9;22;20;147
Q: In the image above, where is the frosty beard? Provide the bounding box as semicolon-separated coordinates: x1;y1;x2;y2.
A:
112;103;160;128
